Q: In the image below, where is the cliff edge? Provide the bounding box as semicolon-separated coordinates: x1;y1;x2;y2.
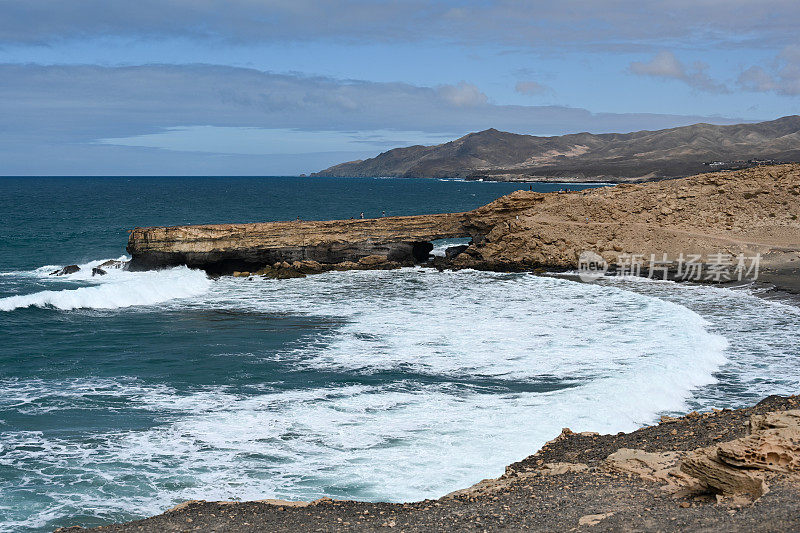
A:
454;163;800;285
125;164;800;289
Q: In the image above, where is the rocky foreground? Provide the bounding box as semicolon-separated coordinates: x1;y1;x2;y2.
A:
60;395;800;532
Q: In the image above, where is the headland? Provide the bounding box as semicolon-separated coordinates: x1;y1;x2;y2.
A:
123;164;800;293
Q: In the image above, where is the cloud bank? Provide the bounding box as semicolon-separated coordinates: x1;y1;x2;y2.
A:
1;0;799;50
0;64;746;175
738;46;800;96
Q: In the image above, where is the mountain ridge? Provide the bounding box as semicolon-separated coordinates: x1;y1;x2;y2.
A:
312;115;800;182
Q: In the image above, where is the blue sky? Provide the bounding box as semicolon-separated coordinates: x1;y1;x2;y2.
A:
1;1;798;175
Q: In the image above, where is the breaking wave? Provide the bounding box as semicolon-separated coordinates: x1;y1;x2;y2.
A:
4;266;798;533
0;260;210;311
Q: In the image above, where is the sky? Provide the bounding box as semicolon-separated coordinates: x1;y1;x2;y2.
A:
1;1;799;175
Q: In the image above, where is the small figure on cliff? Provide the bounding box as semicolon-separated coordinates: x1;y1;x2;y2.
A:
381;211;386;217
360;212;364;219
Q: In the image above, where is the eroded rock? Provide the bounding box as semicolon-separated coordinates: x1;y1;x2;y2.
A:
539;462;589;475
604;448;684;483
127;213;475;272
253;267;306;279
680;447;769;499
444;244;469;259
98;259;128;270
679;409;800;499
578;512;614;526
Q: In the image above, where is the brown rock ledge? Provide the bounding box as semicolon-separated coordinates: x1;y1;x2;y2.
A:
126;165;800;289
127;212;474;273
453;164;800;282
60;395;800;532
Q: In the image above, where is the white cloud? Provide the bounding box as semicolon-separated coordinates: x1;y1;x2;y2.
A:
629;51;729;94
738;46;800;96
436;82;488;107
629;51;684;78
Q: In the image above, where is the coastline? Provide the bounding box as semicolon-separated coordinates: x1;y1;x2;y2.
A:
45;165;799;531
755;258;800;297
61;395;800;532
122;165;800;288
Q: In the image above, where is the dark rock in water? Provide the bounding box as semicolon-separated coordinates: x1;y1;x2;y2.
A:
288;260;328;274
98;259;128;270
91;267;107;276
50;265;80;276
358;254;389;267
412;241;434;262
445;245;470;259
431;256;448;272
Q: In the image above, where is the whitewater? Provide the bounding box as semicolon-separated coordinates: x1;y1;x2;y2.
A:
1;176;798;533
1;259;799;532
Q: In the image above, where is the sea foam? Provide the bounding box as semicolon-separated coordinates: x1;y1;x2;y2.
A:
0;262;210;312
8;267;793;533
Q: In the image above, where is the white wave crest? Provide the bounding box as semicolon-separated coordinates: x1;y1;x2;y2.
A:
430;238;471;257
0;265;210;311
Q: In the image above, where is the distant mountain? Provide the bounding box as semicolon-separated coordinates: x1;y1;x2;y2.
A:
312;115;800;182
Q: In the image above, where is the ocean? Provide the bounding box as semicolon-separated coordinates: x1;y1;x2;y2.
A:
1;177;798;532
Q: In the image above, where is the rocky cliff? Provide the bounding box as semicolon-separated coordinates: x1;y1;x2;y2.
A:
127;213;474;273
127;164;800;284
453;163;800;279
312;115;800;182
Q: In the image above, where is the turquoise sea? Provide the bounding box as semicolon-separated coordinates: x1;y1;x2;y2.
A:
1;177;798;532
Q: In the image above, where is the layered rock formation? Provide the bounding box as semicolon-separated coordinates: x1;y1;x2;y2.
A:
126;195;547;273
127;164;800;284
453;163;800;278
127;213;472;273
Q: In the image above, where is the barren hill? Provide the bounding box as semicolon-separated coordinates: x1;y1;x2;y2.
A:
312;115;800;182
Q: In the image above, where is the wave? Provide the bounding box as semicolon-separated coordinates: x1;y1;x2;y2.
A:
430;237;471;257
186;270;731;428
9;268;788;532
0;263;210;312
